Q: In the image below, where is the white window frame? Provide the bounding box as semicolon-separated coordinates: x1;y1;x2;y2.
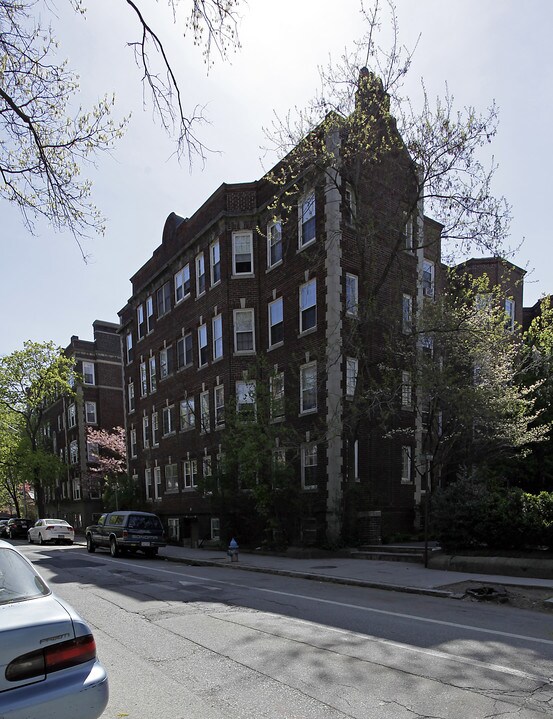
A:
422;259;435;298
142;415;150;448
180;397;196;431
154;466;162;500
233;308;255;353
85;401;97;424
301;443;317;490
505;298;515;331
300;362;317;414
232;230;254;276
401;445;412;483
236;380;256;419
145;468;153;501
344;183;356;226
82;362;95;385
165;463;179;493
402;294;413;334
126;332;133;363
298;189;316;248
177;332;193;369
299;279;317;333
210;517;220;540
149;355;157;393
175;264;191;304
198;323;208;367
214;385;225;427
196;252;206;297
210;239;221;286
137;304;145;340
183;459;198;489
270;372;285;420
146;296;154;333
157;281;171;317
200;390;210;434
151;411;159;446
140;362;148;397
212;314;223;360
68;403;77;429
345;273;358;317
130;428;137;458
346;357;358;398
160;346;172;379
267;219;283;268
162;405;174;436
401;371;412;409
70;439;79;465
268;297;284;348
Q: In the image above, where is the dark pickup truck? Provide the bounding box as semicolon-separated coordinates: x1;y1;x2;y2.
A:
85;510;166;558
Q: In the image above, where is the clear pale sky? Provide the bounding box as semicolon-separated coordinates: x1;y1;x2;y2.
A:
1;0;551;355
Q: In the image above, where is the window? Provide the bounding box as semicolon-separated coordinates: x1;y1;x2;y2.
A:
270;372;284;419
300;279;317;332
422;259;435;297
301;444;317;489
299;190;316;247
68;403;77;428
214;385;225;427
236;380;256;419
234;309;255;352
196;253;206;296
82;362;95;385
142;415;150;448
140;362;148;396
127;382;135;412
268;298;283;347
180;397;195;431
160;346;173;379
198;323;208;366
85;401;97;424
177;332;193;369
402;294;412;333
69;440;79;465
175;265;191;303
232;231;253;275
165;463;178;493
421;335;434;357
401;371;412;408
354;439;359;482
200;390;210;433
212;314;223;360
267;219;282;267
154;466;161;500
73;479;81;501
145;468;153;500
505;298;515;331
211;517;220;541
202;455;212;479
137;305;145;340
345;273;358;317
157;281;171;317
126;332;133;363
183;459;198;489
401;446;412;483
346;358;358;397
405;215;414;251
151;411;159;446
211;240;221;285
162;406;174;436
300;362;317;413
87;441;99;463
344;183;356;226
130;428;137;458
149;355;157;392
146;296;154;333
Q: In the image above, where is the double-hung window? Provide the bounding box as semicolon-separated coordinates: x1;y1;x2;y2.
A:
200;390;210;434
234;309;255;353
85;401;97;424
68;403;77;428
140;362;148;396
343;183;356;226
505;298;515;331
146;296;154;333
346;358;358;398
300;279;317;333
154;466;161;500
157;282;171;317
301;444;317;490
236;380;256;420
70;440;79;465
145;468;153;500
198;323;208;366
232;231;253;275
128;382;135;413
196;253;206;296
160;346;173;379
175;265;191;303
345;273;358;317
270;372;284;420
137;305;145;340
149;355;157;392
422;260;435;297
130;428;137;458
177;332;193;368
402;294;413;334
299;190;316;247
268;298;283;347
126;332;134;363
183;459;198;489
300;362;317;413
267;220;283;267
214;385;225;427
401;371;412;408
211;240;221;285
165;464;178;493
180;397;195;431
151;411;159;446
82;362;95;385
401;446;412;483
142;415;150;448
212;314;223;360
162;406;174;436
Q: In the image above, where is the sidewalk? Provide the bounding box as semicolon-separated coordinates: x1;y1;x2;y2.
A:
157;544;553;599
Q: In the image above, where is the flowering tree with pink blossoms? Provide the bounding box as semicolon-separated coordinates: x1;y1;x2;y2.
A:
86;426;136;510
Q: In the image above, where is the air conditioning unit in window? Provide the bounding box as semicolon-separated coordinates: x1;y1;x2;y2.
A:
423;286;434;298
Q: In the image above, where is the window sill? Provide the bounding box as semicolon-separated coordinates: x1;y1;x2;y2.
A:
266;260;283;273
298;327;317;338
231;272;255;280
233;350;256;357
297;238;316;252
268;341;284;352
299;408;318;417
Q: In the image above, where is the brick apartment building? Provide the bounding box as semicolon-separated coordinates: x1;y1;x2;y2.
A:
42;321;124;529
117;72;455;547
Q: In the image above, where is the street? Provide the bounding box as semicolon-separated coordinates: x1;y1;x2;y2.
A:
17;542;553;718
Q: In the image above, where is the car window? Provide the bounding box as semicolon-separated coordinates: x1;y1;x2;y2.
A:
109;514;124;526
0;548;50;605
127;515;162;531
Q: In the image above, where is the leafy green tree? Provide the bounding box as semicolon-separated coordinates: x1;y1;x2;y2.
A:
0;341;75;517
1;0;242;247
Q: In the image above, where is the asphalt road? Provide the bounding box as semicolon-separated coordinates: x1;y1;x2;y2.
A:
18;541;553;719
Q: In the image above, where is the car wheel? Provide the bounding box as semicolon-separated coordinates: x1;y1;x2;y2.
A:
86;535;96;553
28;532;33;544
144;548;158;558
110;538;119;558
38;533;45;545
67;540;73;545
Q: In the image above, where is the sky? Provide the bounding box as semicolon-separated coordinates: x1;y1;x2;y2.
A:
2;0;552;356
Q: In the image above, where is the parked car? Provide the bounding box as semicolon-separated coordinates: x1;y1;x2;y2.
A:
0;539;109;718
28;519;75;546
7;518;33;540
85;510;166;558
0;519;9;538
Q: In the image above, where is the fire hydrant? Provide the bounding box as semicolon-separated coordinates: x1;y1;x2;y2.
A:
228;537;239;562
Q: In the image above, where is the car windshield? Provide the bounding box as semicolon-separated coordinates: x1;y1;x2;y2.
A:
0;547;50;605
44;519;69;526
127;515;162;531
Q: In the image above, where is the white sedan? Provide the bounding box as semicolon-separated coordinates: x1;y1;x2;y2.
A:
0;539;109;718
28;519;75;545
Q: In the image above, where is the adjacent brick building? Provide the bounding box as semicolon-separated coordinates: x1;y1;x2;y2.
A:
43;321;124;529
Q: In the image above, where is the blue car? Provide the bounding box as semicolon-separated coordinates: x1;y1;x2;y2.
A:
0;539;108;718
